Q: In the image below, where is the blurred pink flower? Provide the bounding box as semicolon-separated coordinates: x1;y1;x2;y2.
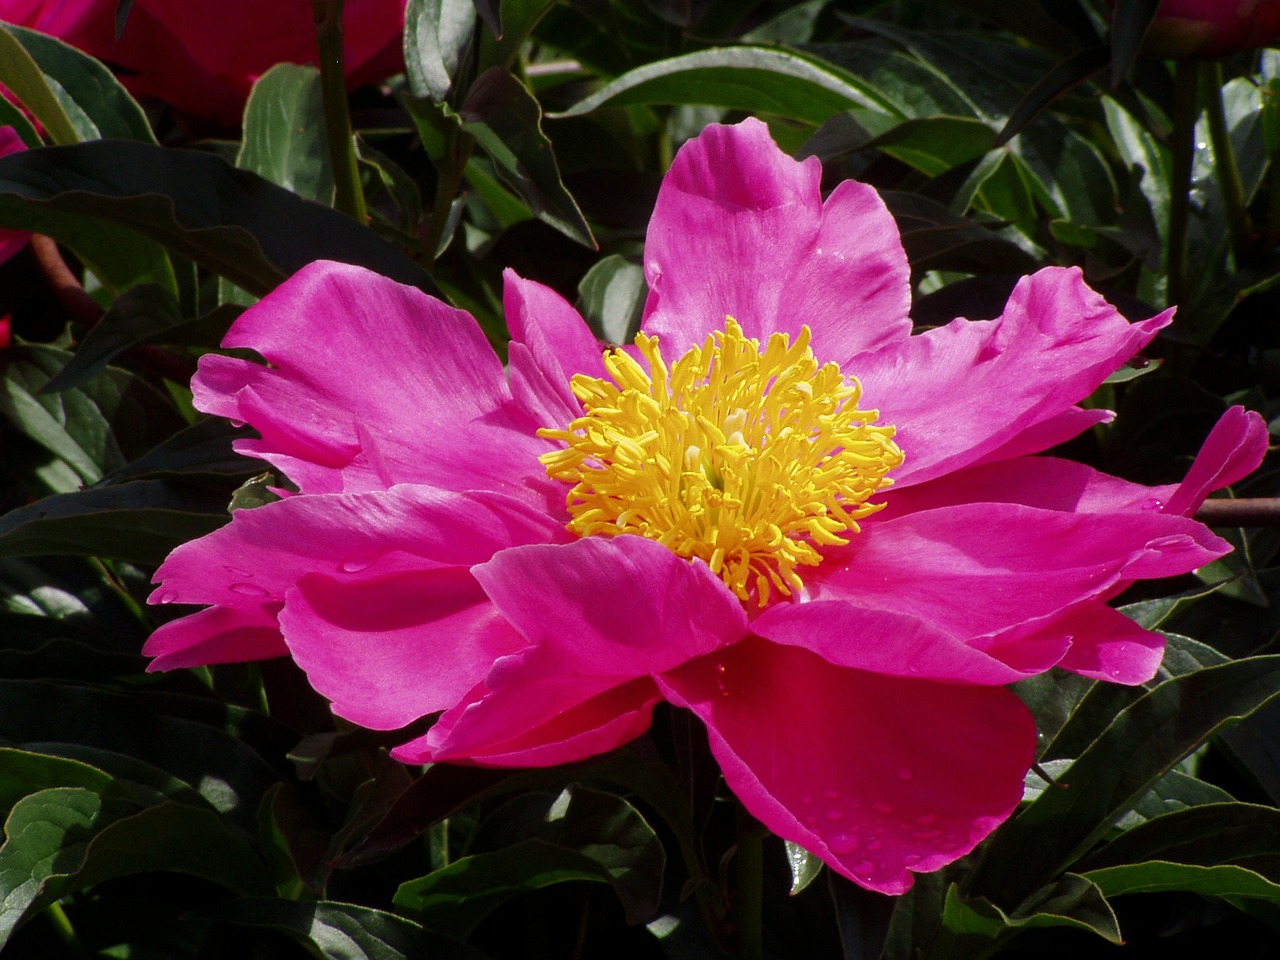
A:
0;0;405;124
0;125;28;265
146;119;1267;894
1131;0;1280;58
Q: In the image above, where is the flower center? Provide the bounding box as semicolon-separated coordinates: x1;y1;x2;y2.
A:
538;319;903;605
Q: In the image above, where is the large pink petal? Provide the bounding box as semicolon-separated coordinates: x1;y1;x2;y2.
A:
752;601;1070;685
419;536;747;762
280;569;526;729
192;261;553;502
143;603;286;671
857;267;1169;488
641;118;911;364
408;676;662;767
812;502;1230;640
658;637;1036;895
972;406;1114;466
502;270;606;426
1036;601;1165;684
1161;406;1269;516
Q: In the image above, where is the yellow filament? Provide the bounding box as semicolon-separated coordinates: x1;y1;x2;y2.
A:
538;318;903;605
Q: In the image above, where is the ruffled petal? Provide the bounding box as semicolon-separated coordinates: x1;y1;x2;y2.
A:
813;502;1230;639
280;569;526;729
1035;602;1165;684
503;270;607;426
418;536;747;762
658;637;1036;895
1162;406;1269;516
857;267;1169;488
641;118;911;363
192;261;552;502
143;603;286;671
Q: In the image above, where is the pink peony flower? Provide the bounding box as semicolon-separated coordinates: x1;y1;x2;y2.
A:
1122;0;1280;58
0;125;28;265
0;0;405;124
145;119;1268;894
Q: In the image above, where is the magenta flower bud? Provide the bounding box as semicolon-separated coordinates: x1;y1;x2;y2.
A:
1123;0;1280;58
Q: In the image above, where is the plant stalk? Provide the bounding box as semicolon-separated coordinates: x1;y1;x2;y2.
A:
1201;60;1251;259
1167;59;1200;311
313;0;367;223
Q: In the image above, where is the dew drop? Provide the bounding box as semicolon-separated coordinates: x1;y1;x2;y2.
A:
866;837;882;851
822;788;839;800
902;853;921;866
1141;498;1164;511
829;833;858;854
229;419;246;428
912;828;942;840
825;809;844;822
801;795;813;806
156;590;178;604
853;860;875;877
805;815;818;826
895;767;913;782
915;814;936;825
871;801;893;815
340;557;373;573
229;582;269;597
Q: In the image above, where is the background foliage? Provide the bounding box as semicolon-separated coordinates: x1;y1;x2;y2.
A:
2;0;1280;956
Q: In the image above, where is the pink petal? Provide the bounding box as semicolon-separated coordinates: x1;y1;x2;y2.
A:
752;601;1070;685
1038;602;1165;684
857;267;1170;488
407;676;662;767
502;270;606;426
192;261;553;503
280;569;526;729
973;406;1114;465
1161;406;1269;516
813;502;1230;640
0;126;30;264
143;603;286;671
420;536;747;762
641;118;911;363
657;637;1036;895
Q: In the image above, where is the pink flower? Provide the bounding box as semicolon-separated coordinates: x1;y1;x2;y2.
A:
0;125;29;265
145;119;1267;894
1;0;405;124
1120;0;1280;58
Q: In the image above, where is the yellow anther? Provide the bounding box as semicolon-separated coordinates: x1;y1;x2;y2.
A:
538;318;903;605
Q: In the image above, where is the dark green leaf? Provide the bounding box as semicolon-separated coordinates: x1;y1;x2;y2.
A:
0;141;440;297
1109;0;1161;87
971;655;1280;905
938;876;1121;949
555;46;890;125
577;254;645;345
996;47;1109;146
1087;861;1280;900
1079;803;1280;876
202;898;492;959
100;418;261;485
238;64;335;205
404;0;477;101
460;67;594;247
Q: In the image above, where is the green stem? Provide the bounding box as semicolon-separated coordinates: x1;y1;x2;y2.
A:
422;127;474;269
45;902;92;960
1201;59;1251;259
313;0;366;223
735;808;765;960
1167;59;1199;311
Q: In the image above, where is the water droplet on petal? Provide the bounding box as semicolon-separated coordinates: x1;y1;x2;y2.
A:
829;833;858;854
866;837;881;851
822;788;839;800
915;814;936;825
229;419;246;428
853;860;875;878
156;590;178;604
1142;498;1164;511
825;809;844;822
871;801;893;815
229;582;269;597
895;767;913;781
340;557;373;573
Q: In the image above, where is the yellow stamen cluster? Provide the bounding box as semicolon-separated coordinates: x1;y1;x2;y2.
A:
538;319;903;605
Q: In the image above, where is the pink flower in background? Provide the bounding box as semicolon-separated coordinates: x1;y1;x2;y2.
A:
145;119;1267;894
1132;0;1280;58
0;0;405;124
0;125;28;267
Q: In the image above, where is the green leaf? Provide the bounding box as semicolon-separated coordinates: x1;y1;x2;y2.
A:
971;655;1280;905
577;254;645;345
0;24;156;144
881;190;1040;278
996;47;1109;146
0;26;83;146
394;786;664;936
806;111;995;176
785;840;824;895
405;0;477;101
202;898;492;959
555;46;890;125
1109;0;1161;88
460;67;594;247
1079;802;1280;877
100;418;261;484
938;876;1121;949
0;141;441;298
1086;861;1280;900
238;64;335;205
0;788;273;947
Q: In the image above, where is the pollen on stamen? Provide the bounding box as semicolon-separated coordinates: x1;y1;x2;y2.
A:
538;317;903;605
